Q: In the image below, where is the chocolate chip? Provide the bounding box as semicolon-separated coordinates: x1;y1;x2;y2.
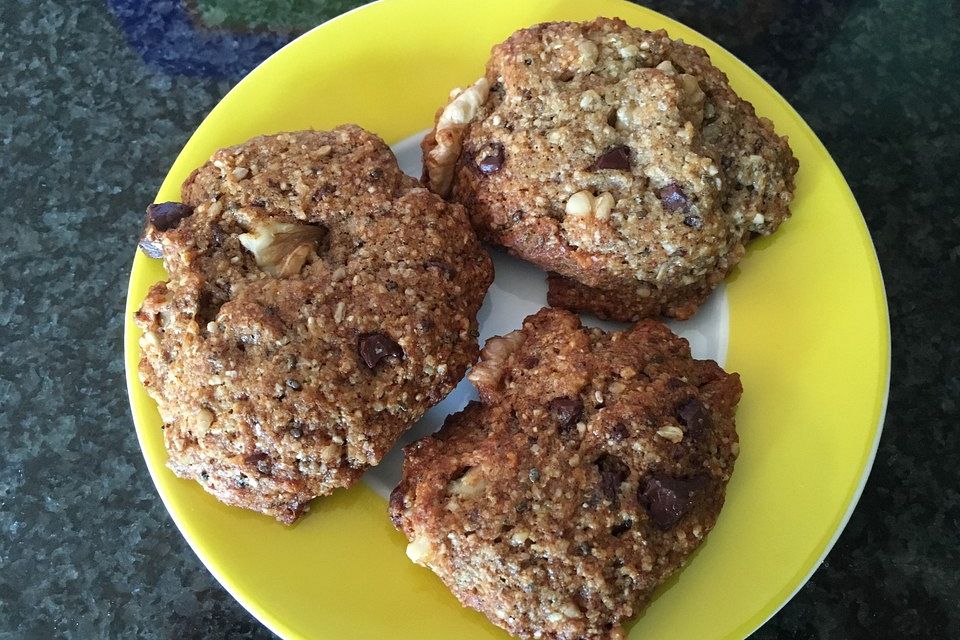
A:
146;202;194;231
477;143;505;174
450;465;472;482
529;468;541;483
523;356;540;369
210;223;226;248
677;398;711;437
590;145;632;171
515;500;530;513
610;423;629;441
415;319;434;334
595;454;630;504
388;485;407;528
245;451;272;475
289;427;303;439
548;395;583;432
312;183;336;202
610;519;633;536
357;332;404;369
385;280;398;291
639;475;707;529
285;379;302;390
654;182;690;212
424;259;456;278
368;168;383;181
557;69;575;82
683;215;703;229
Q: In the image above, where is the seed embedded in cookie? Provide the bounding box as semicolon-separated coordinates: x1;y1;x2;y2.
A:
135;125;493;523
421;17;799;321
391;308;742;639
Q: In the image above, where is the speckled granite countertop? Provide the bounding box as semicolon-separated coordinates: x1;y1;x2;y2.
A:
1;0;957;638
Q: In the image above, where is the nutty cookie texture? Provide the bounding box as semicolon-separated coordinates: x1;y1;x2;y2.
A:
390;308;742;639
422;18;798;321
135;125;493;523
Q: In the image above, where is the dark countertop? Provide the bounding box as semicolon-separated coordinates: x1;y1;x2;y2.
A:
1;1;957;638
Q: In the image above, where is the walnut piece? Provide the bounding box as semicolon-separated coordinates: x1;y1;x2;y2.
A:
447;466;487;499
424;77;490;197
467;329;525;395
237;221;326;277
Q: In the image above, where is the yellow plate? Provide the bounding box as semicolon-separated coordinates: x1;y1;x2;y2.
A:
124;1;890;638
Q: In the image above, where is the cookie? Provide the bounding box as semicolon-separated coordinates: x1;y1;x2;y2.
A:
390;308;741;639
135;125;493;523
422;18;798;321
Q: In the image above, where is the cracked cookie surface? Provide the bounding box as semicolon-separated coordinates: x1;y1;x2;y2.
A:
135;125;493;523
422;18;797;321
391;308;742;639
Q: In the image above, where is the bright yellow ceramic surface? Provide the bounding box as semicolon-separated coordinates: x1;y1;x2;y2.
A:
123;1;890;638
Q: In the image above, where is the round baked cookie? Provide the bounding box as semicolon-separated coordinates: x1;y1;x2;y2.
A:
135;125;493;523
390;308;742;639
422;18;798;321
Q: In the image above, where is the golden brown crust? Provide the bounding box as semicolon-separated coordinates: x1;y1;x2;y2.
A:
422;18;797;320
135;126;493;523
391;308;742;638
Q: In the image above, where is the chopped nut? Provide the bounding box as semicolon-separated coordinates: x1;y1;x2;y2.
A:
194;408;214;433
577;39;599;68
565;190;594;217
467;330;525;391
679;73;706;125
594;192;614;220
237;220;326;277
657;425;685;443
425;77;491;196
579;89;601;109
560;603;582;619
448;466;487;498
333;301;345;324
656;60;677;74
405;534;434;565
320;442;342;463
565;190;616;220
231;167;250;180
